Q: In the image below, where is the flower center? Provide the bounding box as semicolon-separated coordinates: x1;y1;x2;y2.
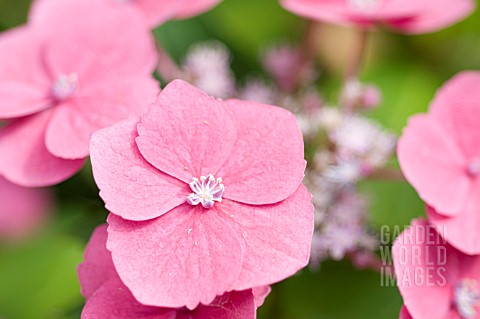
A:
455;279;480;318
187;174;224;209
467;158;480;177
51;73;78;101
348;0;381;12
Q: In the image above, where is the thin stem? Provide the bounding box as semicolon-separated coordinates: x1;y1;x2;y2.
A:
156;41;183;83
344;28;369;82
295;20;319;90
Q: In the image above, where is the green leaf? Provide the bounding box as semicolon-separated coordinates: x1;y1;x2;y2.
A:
0;233;84;319
360;179;425;230
260;261;402;319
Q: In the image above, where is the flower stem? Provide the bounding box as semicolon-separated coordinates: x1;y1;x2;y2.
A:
344;28;369;83
341;28;369;111
295;20;319;90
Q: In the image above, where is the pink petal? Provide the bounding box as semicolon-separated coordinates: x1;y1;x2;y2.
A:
399;306;413;319
457;247;480;283
175;0;222;19
0;27;51;119
133;0;185;26
37;0;156;82
116;0;222;26
0;26;49;86
280;0;375;28
429;71;480;159
428;191;480;255
83;278;255;319
397;114;469;216
218;185;313;290
0;112;84;187
82;278;175;319
90;117;189;221
279;0;418;28
252;286;271;308
218;100;306;205
30;0;101;27
0;176;52;239
387;0;475;34
45;77;158;159
107;204;243;309
136;80;238;183
78;224;119;299
280;0;473;34
189;290;255;319
392;219;452;319
0;82;50;119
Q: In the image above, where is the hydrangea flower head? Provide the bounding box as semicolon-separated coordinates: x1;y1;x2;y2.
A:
0;0;159;186
90;80;314;309
393;219;480;319
280;0;475;34
398;72;480;255
79;225;269;319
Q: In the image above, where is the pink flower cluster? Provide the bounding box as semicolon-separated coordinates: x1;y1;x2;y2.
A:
394;72;480;318
0;0;159;187
89;80;314;313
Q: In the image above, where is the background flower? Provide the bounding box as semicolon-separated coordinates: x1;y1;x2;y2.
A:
393;219;480;319
398;72;480;255
0;0;159;186
32;0;223;28
280;0;475;34
0;176;52;240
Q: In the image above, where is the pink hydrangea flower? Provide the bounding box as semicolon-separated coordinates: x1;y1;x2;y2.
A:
0;0;159;187
280;0;475;34
393;219;480;319
79;225;270;319
0;176;52;239
398;72;480;255
34;0;222;27
90;80;313;309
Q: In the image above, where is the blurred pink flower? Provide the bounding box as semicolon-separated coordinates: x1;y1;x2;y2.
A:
262;44;303;92
393;219;480;319
0;0;159;187
79;225;268;319
280;0;475;34
398;72;480;255
33;0;222;27
90;80;313;309
183;41;236;99
0;176;52;240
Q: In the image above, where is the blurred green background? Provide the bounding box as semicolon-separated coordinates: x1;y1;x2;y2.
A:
0;0;478;318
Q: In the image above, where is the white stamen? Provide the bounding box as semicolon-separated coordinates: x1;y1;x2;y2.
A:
51;73;78;101
187;174;224;209
455;279;480;318
348;0;381;12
